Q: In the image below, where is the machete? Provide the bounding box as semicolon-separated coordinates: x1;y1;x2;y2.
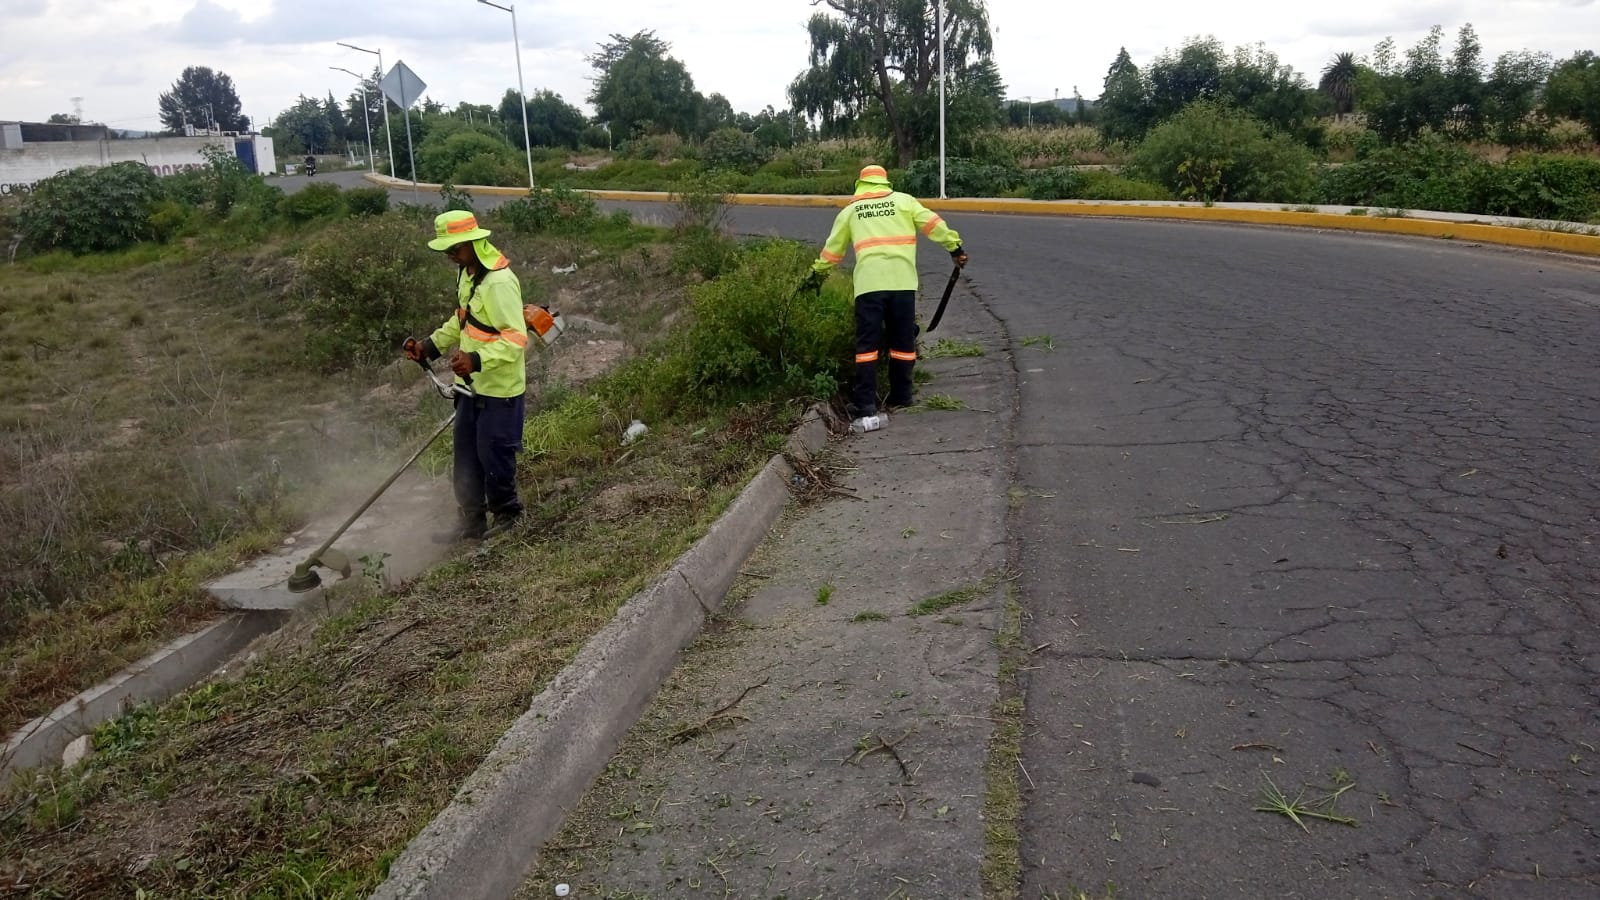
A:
925;265;962;333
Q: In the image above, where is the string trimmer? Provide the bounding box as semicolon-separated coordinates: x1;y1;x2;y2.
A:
285;358;473;594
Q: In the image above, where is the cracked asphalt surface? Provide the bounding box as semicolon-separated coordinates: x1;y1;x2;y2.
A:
726;210;1600;898
355;179;1600;896
974;221;1600;899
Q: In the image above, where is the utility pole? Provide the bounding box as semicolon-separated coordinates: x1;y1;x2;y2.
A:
477;0;536;189
339;42;395;179
938;0;946;199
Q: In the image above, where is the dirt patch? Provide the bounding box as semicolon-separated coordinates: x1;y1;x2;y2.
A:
548;339;628;387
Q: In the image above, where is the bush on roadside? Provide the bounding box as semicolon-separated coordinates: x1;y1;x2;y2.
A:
20;162;165;254
277;182;346;222
673;240;853;406
1128;100;1318;203
297;216;454;369
344;187;391;217
493;185;599;234
1316;134;1484;212
901;157;1026;198
451;154;525;188
700;128;769;173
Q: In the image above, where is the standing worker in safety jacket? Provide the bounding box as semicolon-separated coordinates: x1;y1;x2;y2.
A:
808;165;968;431
403;210;529;542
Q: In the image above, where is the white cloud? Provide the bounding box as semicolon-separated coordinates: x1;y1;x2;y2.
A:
1;0;1595;129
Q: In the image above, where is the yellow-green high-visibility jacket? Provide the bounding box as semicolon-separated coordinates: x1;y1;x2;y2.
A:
428;265;528;398
812;188;961;296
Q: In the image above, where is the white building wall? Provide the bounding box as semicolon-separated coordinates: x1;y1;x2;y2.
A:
0;136;237;196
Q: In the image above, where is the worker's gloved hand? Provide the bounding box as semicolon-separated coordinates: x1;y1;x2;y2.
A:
403;337;426;362
804;269;827;294
950;246;970;268
448;349;479;377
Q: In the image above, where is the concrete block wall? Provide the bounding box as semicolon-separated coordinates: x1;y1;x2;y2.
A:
0;135;235;196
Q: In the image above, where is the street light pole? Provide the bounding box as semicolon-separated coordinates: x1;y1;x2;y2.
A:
331;66;375;173
338;42;395;179
937;0;946;199
477;0;536;190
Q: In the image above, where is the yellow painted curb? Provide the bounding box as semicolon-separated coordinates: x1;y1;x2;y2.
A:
362;174;1600;258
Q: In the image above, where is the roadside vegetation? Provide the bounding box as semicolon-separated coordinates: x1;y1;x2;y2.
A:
274;22;1600;223
0;152;854;899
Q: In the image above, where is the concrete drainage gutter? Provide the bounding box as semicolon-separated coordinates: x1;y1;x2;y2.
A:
1;612;286;775
372;405;834;900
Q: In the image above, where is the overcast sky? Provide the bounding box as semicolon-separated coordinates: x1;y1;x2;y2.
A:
1;0;1595;131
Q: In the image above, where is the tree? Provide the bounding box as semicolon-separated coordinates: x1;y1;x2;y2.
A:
1098;47;1151;142
588;30;704;138
1447;24;1485;137
788;0;998;165
1484;50;1554;145
265;95;335;156
701;93;737;137
1546;51;1600;141
500;89;586;150
1320;52;1359;119
158;66;247;133
1147;37;1226;122
46;112;80;125
323;91;348;154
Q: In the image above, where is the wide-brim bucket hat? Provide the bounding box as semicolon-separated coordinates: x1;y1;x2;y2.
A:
428;210;493;251
855;164;891;193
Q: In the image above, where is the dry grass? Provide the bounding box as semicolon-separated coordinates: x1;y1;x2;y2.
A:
0;217;680;741
0;404;789;897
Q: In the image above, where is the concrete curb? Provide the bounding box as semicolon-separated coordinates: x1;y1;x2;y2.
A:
1;612;285;776
362;173;1600;258
371;405;833;900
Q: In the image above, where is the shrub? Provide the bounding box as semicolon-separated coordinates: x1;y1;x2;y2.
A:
146;200;194;243
1025;167;1086;200
700;128;769;173
670;174;731;234
451;154;525;188
438;182;475;213
756;156;803;178
1317;135;1486;212
493;185;599;234
1074;172;1174;201
675;240;853;406
901;157;1025;198
296;216;455;369
580;125;612;150
1470;154;1600;222
345;187;391;217
417;131;520;184
20;162;164;254
1128;100;1318;203
277;182;346;222
622;133;685;162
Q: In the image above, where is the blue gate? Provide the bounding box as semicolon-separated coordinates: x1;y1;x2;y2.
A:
234;139;258;174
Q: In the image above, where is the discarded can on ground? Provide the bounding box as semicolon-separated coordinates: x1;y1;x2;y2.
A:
623;419;648;445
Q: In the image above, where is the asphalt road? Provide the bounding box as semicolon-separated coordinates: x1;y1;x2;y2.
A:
721;209;1599;899
338;176;1600;897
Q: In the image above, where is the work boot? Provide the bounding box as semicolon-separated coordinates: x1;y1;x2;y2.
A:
483;512;522;540
433;515;487;544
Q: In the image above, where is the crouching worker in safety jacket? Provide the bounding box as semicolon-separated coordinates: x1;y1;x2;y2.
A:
404;211;528;542
808;165;968;431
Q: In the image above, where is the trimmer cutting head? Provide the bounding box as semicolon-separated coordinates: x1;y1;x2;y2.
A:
286;563;323;594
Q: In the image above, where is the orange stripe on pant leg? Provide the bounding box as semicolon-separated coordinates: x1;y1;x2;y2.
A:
855;351;879;364
889;350;917;361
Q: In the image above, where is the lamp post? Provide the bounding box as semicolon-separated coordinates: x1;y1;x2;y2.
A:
937;0;946;199
331;66;376;173
476;0;536;189
337;42;395;179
